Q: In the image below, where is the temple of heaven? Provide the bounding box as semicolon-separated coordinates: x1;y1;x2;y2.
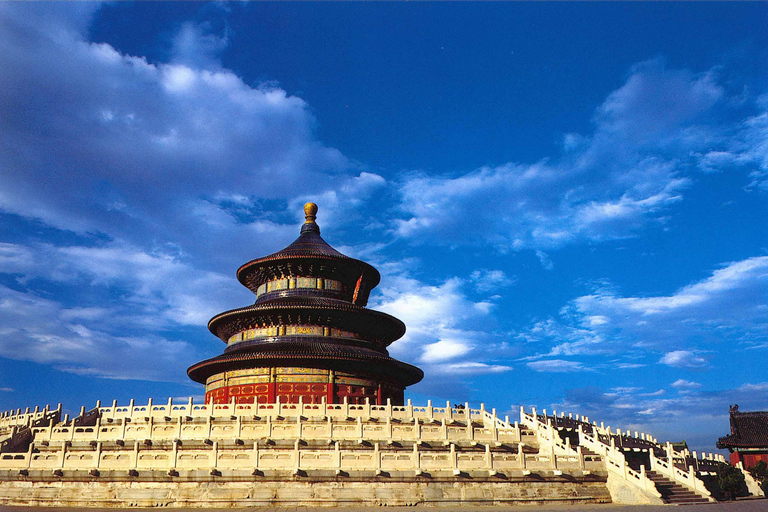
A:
187;203;423;406
0;203;742;507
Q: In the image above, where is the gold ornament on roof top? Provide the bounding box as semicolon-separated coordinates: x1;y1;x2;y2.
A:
304;202;318;223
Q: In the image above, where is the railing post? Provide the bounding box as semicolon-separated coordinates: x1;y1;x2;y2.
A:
551;444;557;469
59;439;67;469
519;443;526;469
26;441;33;469
171;439;179;471
132;441;139;471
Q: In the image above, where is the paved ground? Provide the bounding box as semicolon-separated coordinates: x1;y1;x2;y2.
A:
1;499;765;512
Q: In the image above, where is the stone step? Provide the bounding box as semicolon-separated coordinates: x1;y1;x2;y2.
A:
645;470;710;504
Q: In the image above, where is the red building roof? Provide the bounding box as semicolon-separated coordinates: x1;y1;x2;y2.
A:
717;406;768;449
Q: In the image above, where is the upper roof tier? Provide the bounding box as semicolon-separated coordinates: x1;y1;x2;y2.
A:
237;203;380;306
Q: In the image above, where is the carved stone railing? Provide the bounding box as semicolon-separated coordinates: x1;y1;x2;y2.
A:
0;404;61;432
31;407;523;447
0;439;600;475
648;443;714;500
520;407;661;500
96;397;482;424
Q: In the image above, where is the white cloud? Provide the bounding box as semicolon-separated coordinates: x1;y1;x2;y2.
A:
522;255;768;362
527;359;590;373
659;350;709;369
420;339;473;363
671;379;702;390
434;362;511;375
170;21;229;70
371;273;511;396
469;269;512;292
0;284;195;381
0;239;255;380
0;3;354;273
392;59;741;251
535;251;553;270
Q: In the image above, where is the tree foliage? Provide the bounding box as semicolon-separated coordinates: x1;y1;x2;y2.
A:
702;462;749;501
748;460;768;495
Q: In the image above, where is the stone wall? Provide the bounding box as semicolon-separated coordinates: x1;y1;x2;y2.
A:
0;476;611;507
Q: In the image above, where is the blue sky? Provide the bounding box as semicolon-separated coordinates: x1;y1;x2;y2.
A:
1;2;767;454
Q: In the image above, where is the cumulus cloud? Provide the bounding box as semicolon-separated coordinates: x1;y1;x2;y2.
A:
371;273;511;397
391;58;752;251
0;3;360;274
659;350;709;369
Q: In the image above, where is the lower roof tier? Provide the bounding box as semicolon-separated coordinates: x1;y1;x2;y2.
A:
187;340;423;387
208;296;406;345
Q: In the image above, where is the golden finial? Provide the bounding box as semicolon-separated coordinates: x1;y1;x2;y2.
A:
304;202;318;224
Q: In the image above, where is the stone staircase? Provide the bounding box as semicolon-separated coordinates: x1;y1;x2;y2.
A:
646;470;711;505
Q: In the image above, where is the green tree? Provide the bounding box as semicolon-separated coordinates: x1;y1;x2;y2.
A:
716;462;748;501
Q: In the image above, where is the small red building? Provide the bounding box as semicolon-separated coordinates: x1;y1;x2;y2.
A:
717;405;768;467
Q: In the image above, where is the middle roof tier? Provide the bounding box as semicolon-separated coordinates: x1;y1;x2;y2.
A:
208;296;406;347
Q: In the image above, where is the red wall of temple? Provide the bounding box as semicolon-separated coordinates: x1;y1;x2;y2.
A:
204;381;403;405
731;451;768;468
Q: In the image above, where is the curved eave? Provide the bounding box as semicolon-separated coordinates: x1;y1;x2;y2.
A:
717;436;763;449
207;299;405;344
187;349;424;387
236;254;381;291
